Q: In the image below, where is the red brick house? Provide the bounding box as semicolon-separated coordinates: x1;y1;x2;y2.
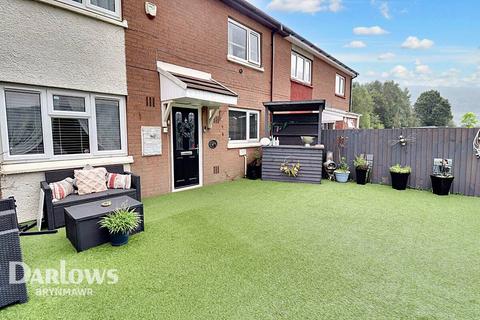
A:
123;0;359;195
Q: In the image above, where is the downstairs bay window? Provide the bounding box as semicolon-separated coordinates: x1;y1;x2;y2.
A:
0;85;126;162
228;108;260;147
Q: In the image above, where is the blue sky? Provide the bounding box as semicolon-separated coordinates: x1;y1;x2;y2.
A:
248;0;480;88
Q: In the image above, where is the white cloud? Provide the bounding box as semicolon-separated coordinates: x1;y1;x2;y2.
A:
329;0;343;12
390;65;412;78
353;26;389;36
379;2;391;19
344;40;367;48
415;64;432;74
267;0;343;13
378;52;395;60
401;36;434;49
371;0;392;19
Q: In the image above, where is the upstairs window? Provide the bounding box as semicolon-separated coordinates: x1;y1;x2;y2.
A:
291;52;312;84
335;74;346;97
228;19;261;66
57;0;121;19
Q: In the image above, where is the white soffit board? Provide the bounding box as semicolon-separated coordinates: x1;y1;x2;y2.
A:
157;61;211;80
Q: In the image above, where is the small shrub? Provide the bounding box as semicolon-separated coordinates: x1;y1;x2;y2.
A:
99;206;141;235
336;157;350;173
390;164;411;174
354;155;369;170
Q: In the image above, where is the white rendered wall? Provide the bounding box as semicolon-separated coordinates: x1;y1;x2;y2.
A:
0;0;127;95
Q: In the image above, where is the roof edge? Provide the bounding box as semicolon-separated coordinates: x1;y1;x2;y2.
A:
220;0;359;77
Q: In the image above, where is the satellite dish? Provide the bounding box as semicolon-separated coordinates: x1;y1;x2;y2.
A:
260;137;271;146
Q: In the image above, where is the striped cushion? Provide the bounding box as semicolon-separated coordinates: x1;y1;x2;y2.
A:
107;173;131;190
49;178;75;201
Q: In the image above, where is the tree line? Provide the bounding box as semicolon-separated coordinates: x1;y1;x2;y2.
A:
350;81;478;129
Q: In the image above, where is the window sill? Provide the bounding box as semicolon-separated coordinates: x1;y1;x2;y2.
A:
335;94;346;99
290;78;313;88
0;156;133;175
227;142;262;149
227;56;264;73
32;0;128;28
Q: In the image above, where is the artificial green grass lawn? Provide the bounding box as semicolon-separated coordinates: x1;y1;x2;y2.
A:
3;180;480;319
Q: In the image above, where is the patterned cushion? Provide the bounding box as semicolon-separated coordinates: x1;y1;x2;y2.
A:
49;178;75;201
74;167;108;195
107;173;132;190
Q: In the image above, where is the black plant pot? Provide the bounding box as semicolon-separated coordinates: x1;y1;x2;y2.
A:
246;164;262;180
390;172;410;190
355;168;368;185
430;175;454;196
110;232;129;246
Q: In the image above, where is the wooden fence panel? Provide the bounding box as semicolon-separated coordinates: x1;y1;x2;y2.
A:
322;128;480;196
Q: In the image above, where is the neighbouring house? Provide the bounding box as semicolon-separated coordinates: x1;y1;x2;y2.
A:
0;0;129;222
123;0;358;196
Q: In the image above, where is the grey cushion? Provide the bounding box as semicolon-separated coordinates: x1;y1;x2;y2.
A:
53;188;136;206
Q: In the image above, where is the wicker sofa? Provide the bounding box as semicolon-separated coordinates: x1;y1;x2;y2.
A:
41;165;141;230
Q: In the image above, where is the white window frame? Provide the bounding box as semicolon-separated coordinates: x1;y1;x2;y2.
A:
91;94;127;156
0;85;50;162
335;74;346;97
291;51;312;84
228;107;260;144
0;83;127;162
228;18;261;67
57;0;122;20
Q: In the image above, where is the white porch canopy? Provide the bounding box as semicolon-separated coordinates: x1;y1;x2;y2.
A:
157;61;238;128
322;109;345;123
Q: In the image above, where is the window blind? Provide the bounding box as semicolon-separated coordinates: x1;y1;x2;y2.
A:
52;118;90;155
5;90;44;155
95;99;121;151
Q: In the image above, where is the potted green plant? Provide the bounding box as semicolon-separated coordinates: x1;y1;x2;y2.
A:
354;155;369;185
390;164;411;190
99;207;141;246
430;159;454;196
334;157;350;183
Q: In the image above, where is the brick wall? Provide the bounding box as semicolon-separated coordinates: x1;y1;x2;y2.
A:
123;0;354;197
124;0;271;195
312;57;352;112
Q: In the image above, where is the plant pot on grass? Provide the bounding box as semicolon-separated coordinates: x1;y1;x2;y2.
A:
246;148;262;180
354;155;369;185
99;206;141;247
430;175;454;196
334;157;350;183
390;164;411;190
430;159;454;195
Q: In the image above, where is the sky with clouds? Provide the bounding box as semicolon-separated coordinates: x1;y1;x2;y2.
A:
247;0;480;88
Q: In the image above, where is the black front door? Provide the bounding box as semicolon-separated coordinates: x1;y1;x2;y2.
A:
172;107;200;189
